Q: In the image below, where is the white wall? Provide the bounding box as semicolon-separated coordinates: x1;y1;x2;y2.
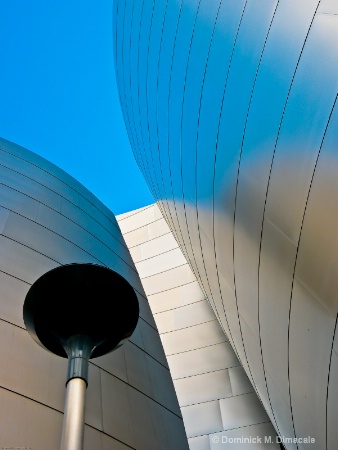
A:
118;204;279;450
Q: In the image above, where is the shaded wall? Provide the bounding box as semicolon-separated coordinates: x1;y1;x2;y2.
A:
0;137;187;450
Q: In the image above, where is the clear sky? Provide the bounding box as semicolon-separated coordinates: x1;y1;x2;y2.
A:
0;0;154;214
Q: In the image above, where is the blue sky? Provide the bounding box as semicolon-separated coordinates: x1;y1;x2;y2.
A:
0;0;154;214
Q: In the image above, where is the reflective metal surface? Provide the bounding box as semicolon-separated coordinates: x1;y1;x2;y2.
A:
115;1;338;447
60;378;87;450
0;138;187;449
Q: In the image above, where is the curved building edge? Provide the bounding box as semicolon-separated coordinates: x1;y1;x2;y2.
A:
114;1;338;449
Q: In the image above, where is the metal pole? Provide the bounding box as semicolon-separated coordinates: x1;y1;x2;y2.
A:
60;335;93;450
60;377;87;450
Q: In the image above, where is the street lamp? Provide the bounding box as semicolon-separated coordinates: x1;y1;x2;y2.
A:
23;263;139;450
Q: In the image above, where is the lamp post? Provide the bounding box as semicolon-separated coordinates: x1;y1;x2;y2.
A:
23;263;139;450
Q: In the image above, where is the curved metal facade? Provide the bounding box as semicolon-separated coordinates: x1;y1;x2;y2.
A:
114;1;338;448
0;137;187;449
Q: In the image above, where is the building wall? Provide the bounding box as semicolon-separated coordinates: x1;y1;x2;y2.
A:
0;137;187;450
118;204;279;449
114;1;338;449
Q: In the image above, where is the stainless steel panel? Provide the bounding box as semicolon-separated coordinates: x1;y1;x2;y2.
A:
0;140;85;197
139;319;168;367
128;320;145;350
94;344;128;383
2;212;101;267
127;388;158;450
134;232;178;262
180;0;222;268
217;272;249;376
102;434;131;450
265;372;297;450
198;225;228;329
147;401;172;450
188;435;210;450
214;206;236;290
136;293;158;329
194;0;246;236
289;279;335;449
165;0;201;256
0;387;63;450
145;0;170;205
117;205;151;220
237;0;318;191
0;234;58;284
145;354;181;416
0;184;39;221
259;218;297;406
228;365;254;397
124;341;153;397
101;370;133;444
219;392;269;432
5;206;140;289
239;316;274;422
294;102;338;314
134;0;160;200
141;263;196;295
155;0;182;216
62;199;127;251
0;154;80;207
228;0;280;380
128;244;141;262
317;0;338;14
181;400;223;439
83;426;102;450
0;164;62;211
153;203;165;220
0;321;66;412
265;14;338;243
234;175;266;342
156;201;175;239
161;319;226;355
0;139;55;172
160;406;189;450
36;204;131;264
148;280;205;314
155;297;217;334
117;0;140;164
168;1;199;202
0;271;29;327
167;342;238;379
0;205;9;232
136;247;187;278
327;349;338;450
214;0;278;296
118;204;157;234
114;0;131;138
122;224;150;249
183;203;212;299
78;190;118;229
174;369;232;407
85;364;103;430
148;215;171;239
